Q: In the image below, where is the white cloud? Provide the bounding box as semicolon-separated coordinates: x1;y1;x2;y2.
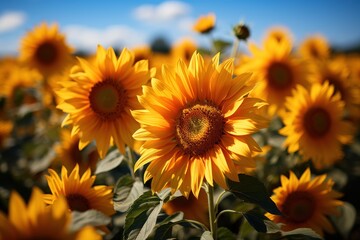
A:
63;25;147;53
0;11;26;33
133;1;191;23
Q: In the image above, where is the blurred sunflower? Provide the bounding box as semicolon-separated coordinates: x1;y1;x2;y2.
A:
0;120;13;149
56;45;150;158
309;57;360;120
280;82;354;169
193;13;216;34
54;128;100;174
132;45;152;63
132;52;268;198
44;165;115;216
163;188;209;227
298;35;330;60
20;22;74;76
0;187;101;240
266;168;343;237
171;38;198;64
237;36;308;116
0;66;42;108
263;26;293;49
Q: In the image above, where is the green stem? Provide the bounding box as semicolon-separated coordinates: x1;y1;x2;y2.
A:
206;183;217;239
126;147;136;179
230;37;239;59
215;209;243;224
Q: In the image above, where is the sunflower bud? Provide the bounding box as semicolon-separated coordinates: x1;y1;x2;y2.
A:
233;23;250;41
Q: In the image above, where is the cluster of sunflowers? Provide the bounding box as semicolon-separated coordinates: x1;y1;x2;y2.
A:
0;12;360;240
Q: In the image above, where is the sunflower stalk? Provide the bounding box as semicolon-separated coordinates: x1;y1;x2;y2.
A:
230;37;239;59
206;182;217;239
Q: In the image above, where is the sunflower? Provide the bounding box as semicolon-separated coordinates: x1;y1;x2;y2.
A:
43;165;115;216
132;45;152;63
237;36;308;116
0;187;101;240
56;45;150;158
193;13;216;34
171;38;198;64
162;188;209;227
0;120;13;149
280;82;354;169
20;22;74;76
132;52;268;198
263;26;293;50
309;56;360;120
0;66;42;108
298;35;330;60
266;168;343;237
54;128;99;174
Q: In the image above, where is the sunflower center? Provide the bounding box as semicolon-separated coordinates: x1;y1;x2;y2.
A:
267;62;293;90
304;107;331;138
282;191;315;223
89;79;127;121
175;102;224;156
35;42;58;65
310;45;320;58
66;194;90;212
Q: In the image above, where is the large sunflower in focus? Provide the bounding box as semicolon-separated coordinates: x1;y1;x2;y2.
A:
44;165;115;216
266;168;343;237
237;36;308;116
0;187;101;240
57;45;150;158
280;82;354;169
132;52;268;198
20;22;73;76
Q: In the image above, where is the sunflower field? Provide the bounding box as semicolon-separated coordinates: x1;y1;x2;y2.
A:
0;2;360;240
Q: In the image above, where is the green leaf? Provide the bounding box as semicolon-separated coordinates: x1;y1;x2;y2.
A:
217;227;236;240
123;191;163;240
227;174;281;215
200;231;214;240
95;148;124;174
330;202;356;239
70;210;111;232
242;210;267;233
212;39;232;53
113;175;144;212
153;218;207;240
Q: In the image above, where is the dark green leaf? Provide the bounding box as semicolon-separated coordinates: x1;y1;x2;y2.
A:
330;202;356;239
227;174;281;215
95;148;124;174
114;175;144;212
217;227;236;240
154;218;207;240
242;210;267;233
123;191;163;240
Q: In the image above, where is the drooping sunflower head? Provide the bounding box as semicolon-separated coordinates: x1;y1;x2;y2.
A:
298;35;330;60
193;13;216;34
266;168;343;237
0;187;102;240
20;22;74;76
56;45;151;158
238;38;308;115
44;165;115;216
132;51;269;198
280;82;355;169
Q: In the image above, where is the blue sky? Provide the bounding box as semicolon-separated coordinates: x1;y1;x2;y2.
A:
1;0;360;55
